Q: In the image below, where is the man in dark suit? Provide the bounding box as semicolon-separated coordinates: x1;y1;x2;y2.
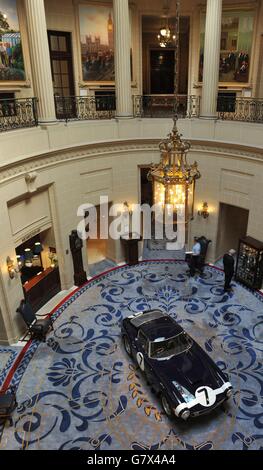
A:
223;249;236;292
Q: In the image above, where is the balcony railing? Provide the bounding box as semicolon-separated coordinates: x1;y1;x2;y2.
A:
0;98;38;132
55;95;116;121
217;97;263;123
0;95;262;133
133;95;201;118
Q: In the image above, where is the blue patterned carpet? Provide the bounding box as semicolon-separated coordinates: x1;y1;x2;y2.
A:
0;348;21;389
1;261;262;450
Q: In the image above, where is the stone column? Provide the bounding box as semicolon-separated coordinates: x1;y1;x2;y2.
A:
113;0;133;118
201;0;222;118
25;0;57;124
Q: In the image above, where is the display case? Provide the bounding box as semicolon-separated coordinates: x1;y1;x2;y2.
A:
235;236;263;290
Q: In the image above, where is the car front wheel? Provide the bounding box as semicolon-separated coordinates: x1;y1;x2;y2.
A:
123;335;132;357
161;394;173;417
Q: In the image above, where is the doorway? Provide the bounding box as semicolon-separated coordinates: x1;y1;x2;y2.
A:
216;203;249;259
48;30;75;119
140;167;153;206
142;16;190;95
16;228;61;313
150;50;175;94
86;203;108;266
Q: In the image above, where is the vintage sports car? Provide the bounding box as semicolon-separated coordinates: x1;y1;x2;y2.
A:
122;309;233;420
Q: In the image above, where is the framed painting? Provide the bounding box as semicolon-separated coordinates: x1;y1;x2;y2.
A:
199;9;256;85
0;0;26;82
78;2;115;84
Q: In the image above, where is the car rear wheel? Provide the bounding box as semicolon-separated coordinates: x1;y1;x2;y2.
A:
161;394;173;417
123;335;132;357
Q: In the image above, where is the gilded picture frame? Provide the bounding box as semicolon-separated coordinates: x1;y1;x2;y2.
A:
76;1;115;86
75;0;134;88
0;0;31;88
198;6;257;88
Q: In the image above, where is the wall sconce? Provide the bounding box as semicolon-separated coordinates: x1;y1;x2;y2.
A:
6;256;22;279
123;201;133;216
7;256;15;279
198;202;209;219
48;251;58;269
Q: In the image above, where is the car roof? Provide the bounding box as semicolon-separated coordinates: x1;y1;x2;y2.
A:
129;309;166;327
132;310;183;341
141;317;183;341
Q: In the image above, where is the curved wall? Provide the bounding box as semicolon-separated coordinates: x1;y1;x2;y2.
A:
0;118;262;344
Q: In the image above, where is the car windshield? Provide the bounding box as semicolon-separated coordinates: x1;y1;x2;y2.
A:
149;332;193;359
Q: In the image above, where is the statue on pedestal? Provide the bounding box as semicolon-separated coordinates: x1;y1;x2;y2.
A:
69;230;87;287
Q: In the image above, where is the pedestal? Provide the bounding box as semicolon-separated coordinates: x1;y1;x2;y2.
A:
121;233;142;266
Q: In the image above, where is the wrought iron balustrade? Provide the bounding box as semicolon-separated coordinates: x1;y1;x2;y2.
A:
133;94;200;119
0;98;38;132
218;97;263;123
55;95;116;121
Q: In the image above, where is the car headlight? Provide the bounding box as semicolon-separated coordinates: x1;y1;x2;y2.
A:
181;409;190;421
226;388;233;398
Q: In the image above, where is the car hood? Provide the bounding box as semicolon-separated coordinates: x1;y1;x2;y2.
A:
148;345;222;395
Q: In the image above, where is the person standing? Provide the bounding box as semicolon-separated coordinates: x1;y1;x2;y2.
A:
223;249;236;292
190;237;201;277
198;236;211;274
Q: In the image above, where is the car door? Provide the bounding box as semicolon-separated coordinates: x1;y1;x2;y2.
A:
130;329;148;371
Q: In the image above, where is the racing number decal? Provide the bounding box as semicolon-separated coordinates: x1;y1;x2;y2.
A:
136;352;145;371
195;386;216;407
199;387;210;405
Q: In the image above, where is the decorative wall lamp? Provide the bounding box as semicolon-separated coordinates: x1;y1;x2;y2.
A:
48;251;58;268
198;202;210;219
123;201;134;216
6;256;22;279
6;256;16;279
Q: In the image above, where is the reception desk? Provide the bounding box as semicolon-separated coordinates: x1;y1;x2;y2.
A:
23;267;61;313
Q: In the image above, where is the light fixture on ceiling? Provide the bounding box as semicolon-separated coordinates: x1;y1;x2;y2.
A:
24;248;33;266
157;2;176;48
33;242;43;255
149;1;201;235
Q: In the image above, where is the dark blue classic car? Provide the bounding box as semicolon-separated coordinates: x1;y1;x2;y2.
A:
122;309;233;420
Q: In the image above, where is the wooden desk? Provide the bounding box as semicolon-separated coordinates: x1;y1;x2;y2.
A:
23;267;61;313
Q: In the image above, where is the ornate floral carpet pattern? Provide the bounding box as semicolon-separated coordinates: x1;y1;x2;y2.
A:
0;347;21;389
1;261;262;450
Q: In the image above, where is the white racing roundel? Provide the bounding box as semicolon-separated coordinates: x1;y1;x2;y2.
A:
195;386;216;407
136;352;145;371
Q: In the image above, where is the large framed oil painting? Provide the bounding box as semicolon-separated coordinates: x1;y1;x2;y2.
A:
0;0;25;81
78;2;115;83
199;9;255;84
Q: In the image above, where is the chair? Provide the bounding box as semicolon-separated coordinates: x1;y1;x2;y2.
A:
0;386;17;427
17;299;54;342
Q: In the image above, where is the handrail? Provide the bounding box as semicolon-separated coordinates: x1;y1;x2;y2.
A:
54;95;116;121
133;95;201;118
0;97;38;132
217;96;263;123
